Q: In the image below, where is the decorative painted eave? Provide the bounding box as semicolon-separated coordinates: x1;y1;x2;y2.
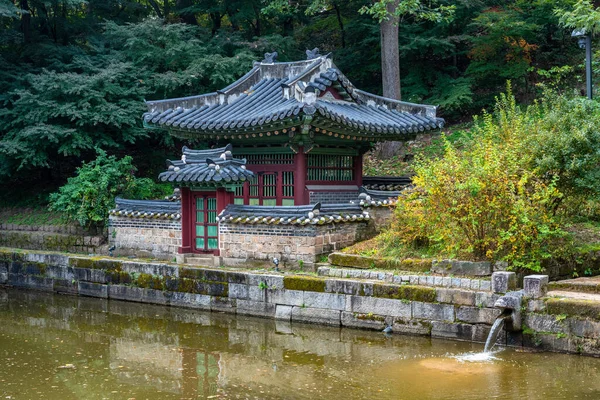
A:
217;202;369;225
110;198;181;220
142;50;443;141
158;144;255;184
362;176;413;191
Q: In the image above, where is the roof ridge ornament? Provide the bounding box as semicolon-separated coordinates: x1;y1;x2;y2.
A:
262;52;278;63
306;48;320;60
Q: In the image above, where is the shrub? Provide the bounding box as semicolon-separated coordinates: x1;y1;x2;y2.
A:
49;150;171;229
383;90;565;271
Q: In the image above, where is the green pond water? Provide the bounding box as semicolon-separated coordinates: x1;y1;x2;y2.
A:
1;288;600;400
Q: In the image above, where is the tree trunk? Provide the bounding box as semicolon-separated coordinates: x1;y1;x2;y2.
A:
147;0;164;18
176;0;197;25
380;0;400;100
333;3;345;48
20;0;31;43
376;0;403;159
210;12;221;35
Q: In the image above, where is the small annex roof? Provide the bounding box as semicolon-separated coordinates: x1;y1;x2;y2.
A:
362;176;413;191
357;187;401;207
217;202;369;225
143;49;443;143
110;198;181;220
158;144;254;184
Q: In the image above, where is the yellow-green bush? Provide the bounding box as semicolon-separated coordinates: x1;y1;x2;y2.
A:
382;89;565;271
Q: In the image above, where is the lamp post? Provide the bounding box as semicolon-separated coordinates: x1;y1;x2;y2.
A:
572;28;593;99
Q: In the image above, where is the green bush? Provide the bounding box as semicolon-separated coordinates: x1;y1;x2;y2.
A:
382;89;566;271
49;150;171;229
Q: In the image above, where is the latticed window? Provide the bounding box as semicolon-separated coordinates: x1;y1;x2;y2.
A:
307;154;354;181
237;153;294;165
234;172;295;206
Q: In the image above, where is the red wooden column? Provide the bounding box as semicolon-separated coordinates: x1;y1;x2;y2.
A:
216;188;233;213
354;154;364;187
294;148;307;205
179;187;193;254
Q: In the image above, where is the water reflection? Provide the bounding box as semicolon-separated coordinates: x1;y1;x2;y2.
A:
1;288;600;399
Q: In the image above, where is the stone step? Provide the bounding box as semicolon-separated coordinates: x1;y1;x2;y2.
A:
549;277;600;294
186;256;217;267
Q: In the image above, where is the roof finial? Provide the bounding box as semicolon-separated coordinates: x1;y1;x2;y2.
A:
262;52;278;63
306;48;320;60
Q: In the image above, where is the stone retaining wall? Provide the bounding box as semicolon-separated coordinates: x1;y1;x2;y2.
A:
2;249;599;356
108;216;181;260
0;224;106;254
219;222;371;268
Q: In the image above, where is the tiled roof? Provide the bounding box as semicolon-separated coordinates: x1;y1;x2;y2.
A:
362;176;413;191
356;187;401;207
110;198;181;220
217;202;369;225
143;52;443;141
158;144;254;184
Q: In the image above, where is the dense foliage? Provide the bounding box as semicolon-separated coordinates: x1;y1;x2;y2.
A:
0;0;592;198
381;90;600;270
48;151;171;229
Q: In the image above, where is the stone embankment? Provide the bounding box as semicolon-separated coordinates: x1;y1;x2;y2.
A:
0;224;106;254
1;248;600;356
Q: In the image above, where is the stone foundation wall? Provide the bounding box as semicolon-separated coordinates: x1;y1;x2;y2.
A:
219;222;370;268
3;249;600;356
366;206;394;232
0;223;106;254
308;191;359;204
108;216;181;260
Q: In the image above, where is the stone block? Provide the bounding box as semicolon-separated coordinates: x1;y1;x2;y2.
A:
268;289;304;306
524;313;568;335
418;276;427;285
227;272;247;284
348;296;411;318
237;300;276;318
78;282;108;299
52;279;78;295
442;277;451;287
317;266;330;276
392;318;432;336
431;321;474;341
569;319;600;338
412;302;455;322
480;280;491;292
409;276;419;285
170;292;211;310
491;272;516;294
523;275;549;299
304;291;346;311
9;274;53;291
472;324;492;343
229;283;249;299
526;299;546;313
475;291;500;308
435;288;476;306
0;265;7;284
248;285;267;302
275;305;293;321
211;296;236;312
141;288;170;305
45;265;74;281
341;311;390;330
456;306;500;324
325;279;362;295
109;285;143;302
451;278;461;288
460;279;471;289
431;260;492;276
292;306;341;326
248;274;284;290
470;280;480;291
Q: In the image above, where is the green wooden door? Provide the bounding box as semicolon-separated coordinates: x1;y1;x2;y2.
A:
193;194;218;253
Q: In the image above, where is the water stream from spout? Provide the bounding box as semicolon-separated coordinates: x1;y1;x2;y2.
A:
484;315;506;353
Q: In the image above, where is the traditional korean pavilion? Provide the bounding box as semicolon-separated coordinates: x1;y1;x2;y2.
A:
131;49;442;261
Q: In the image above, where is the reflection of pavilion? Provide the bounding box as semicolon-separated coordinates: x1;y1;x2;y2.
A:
110;337;221;398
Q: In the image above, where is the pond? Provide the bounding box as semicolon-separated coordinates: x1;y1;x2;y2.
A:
1;288;600;400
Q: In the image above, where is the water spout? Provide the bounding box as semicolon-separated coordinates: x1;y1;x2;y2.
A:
484;310;511;353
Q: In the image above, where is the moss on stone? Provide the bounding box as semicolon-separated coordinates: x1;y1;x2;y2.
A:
284;275;326;292
135;273;165;290
548;281;600;294
328;252;431;272
24;261;47;276
372;283;436;302
355;313;386;322
546;298;600;320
